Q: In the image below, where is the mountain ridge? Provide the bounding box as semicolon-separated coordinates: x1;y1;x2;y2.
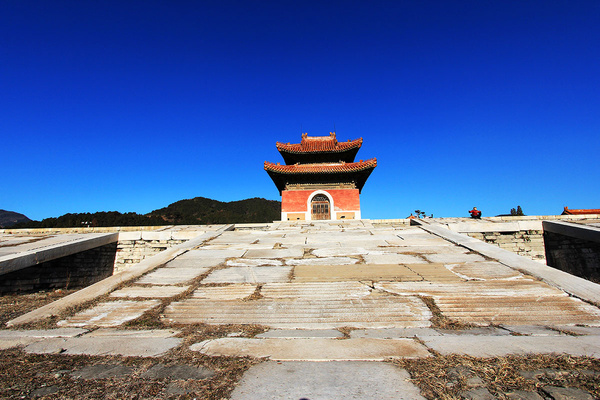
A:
0;210;32;228
6;197;281;228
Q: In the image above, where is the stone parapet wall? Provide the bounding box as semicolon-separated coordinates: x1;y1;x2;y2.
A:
0;242;117;294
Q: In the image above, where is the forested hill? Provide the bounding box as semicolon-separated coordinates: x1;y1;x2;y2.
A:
8;197;281;228
148;197;281;225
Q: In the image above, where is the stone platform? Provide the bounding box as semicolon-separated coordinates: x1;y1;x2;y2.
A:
3;220;600;399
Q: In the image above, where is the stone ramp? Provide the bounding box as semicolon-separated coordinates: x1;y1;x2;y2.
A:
163;296;431;329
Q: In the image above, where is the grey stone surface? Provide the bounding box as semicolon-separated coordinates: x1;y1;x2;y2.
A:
421;335;600;357
188;248;247;258
312;247;368;257
0;328;87;338
362;253;427;264
164;296;431;329
24;334;182;357
505;390;544;400
135;267;208;284
85;329;180;338
286;256;359;265
555;325;600;336
424;253;486;263
243;248;303;259
0;328;87;350
226;258;283;266
70;364;134;379
31;386;59;397
461;387;496;400
141;363;215;380
192;284;257;299
256;329;344;338
57;300;161;327
191;337;431;360
435;327;511;336
541;386;594;400
500;325;564;336
351;328;441;339
110;285;189;298
201;266;292;283
229;361;426;400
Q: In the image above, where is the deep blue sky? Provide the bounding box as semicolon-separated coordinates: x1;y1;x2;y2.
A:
2;1;599;220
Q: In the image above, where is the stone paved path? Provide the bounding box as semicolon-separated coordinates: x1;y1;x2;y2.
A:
3;220;600;398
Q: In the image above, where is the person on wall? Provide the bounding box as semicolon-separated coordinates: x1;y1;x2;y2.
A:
469;207;482;219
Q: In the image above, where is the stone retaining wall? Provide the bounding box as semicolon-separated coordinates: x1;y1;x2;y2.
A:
466;230;546;261
543;221;600;282
114;230;204;273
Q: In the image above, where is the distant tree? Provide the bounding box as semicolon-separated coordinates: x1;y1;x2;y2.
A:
510;206;525;216
414;210;427;219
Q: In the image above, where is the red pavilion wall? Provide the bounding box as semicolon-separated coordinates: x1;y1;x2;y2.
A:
282;189;360;212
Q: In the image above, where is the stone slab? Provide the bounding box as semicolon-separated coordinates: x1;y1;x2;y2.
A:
85;329;180;338
230;361;426;400
226;258;283;266
24;334;182;357
312;247;369;257
0;328;88;350
164;257;224;268
292;264;422;282
135;267;209;284
110;285;190;298
192;284;257;299
556;326;600;336
202;266;292;284
541;386;594;400
260;282;371;299
421;335;600;357
243;248;304;259
362;253;427;264
191;338;431;361
70;364;134;379
57;300;161;327
350;328;442;339
424;253;486;263
256;329;344;338
0;328;87;338
446;262;522;280
286;257;359;266
141;363;215;380
187;248;247;258
164;296;431;329
500;325;565;336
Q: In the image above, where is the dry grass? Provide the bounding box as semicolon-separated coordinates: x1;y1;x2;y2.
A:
418;295;475;330
0;345;259;400
0;289;76;328
394;354;600;399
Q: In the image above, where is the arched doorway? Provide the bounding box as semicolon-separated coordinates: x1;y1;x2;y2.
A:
311;194;331;220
